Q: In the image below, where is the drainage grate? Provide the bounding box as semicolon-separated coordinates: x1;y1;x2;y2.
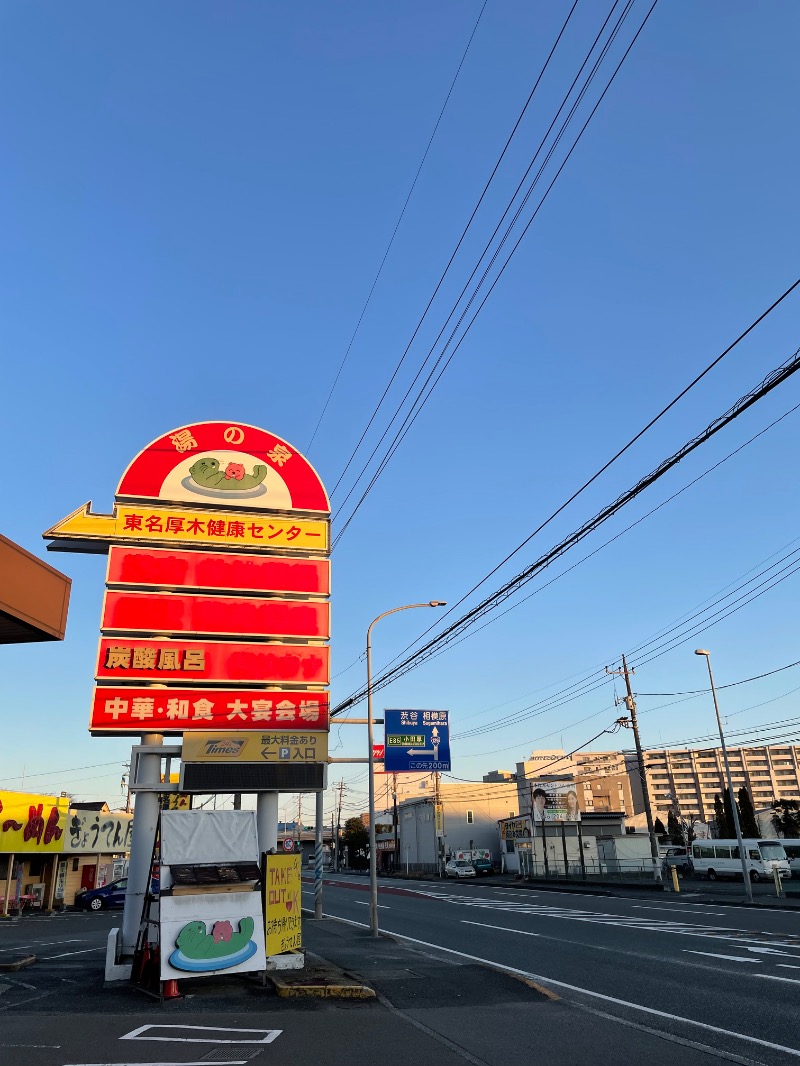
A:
201;1050;263;1062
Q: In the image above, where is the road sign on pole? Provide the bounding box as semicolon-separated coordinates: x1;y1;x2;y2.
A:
384;709;450;772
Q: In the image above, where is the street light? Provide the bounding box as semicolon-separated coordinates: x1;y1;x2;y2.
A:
695;649;753;903
367;601;446;936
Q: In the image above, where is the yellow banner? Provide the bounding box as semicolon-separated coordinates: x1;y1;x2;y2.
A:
182;731;328;763
45;502;329;553
264;854;301;955
0;792;70;853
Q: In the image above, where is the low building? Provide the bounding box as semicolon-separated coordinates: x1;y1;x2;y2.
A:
398;780;518;873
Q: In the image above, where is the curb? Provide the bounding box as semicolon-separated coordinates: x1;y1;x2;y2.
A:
0;954;36;972
268;973;375;999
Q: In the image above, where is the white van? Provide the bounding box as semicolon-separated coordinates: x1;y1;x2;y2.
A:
691;839;791;882
782;842;800;875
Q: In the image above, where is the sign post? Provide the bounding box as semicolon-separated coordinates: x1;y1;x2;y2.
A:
44;421;331;963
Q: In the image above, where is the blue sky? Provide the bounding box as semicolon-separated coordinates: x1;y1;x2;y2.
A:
2;1;800;821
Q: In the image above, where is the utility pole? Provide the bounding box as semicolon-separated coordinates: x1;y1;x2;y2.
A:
334;780;345;872
607;655;662;882
392;773;399;873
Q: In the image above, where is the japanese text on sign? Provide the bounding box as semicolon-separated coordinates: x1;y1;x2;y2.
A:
90;689;329;734
264;854;302;955
114;505;328;551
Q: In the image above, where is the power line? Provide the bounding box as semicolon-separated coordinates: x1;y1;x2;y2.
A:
306;0;489;452
455;535;800;741
334;342;800;715
375;397;800;696
331;0;654;544
365;276;800;678
328;0;583;498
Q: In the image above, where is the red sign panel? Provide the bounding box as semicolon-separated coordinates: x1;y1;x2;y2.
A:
115;421;329;514
107;546;330;596
96;638;329;685
90;687;329;734
101;591;330;640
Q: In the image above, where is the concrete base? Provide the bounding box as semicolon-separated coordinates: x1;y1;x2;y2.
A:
266;950;305;971
104;928;133;983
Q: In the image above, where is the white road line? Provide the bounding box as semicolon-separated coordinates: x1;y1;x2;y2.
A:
41;948;104;959
321;913;800;1060
462;920;540;937
684;951;760;963
779;964;800;970
121;1024;282;1044
632;905;725;917
753;973;800;986
353;901;389;909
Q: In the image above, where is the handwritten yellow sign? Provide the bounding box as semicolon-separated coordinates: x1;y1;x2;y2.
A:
264;854;301;955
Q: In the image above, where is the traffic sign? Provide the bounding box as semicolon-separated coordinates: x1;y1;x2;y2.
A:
282;838;295;853
384;709;450;772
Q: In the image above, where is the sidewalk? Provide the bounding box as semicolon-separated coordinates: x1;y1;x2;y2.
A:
299;913;724;1066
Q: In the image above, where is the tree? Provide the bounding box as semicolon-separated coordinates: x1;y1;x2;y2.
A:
737;786;760;838
667;809;684;845
682;814;701;846
713;794;731;839
723;789;738;840
341;816;369;869
653;817;666;838
772;799;800;838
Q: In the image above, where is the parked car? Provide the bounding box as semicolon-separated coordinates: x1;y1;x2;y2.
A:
78;876;159;911
445;859;476;879
781;842;800;876
662;847;692;875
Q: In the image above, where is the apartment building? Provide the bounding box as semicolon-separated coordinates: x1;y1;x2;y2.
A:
517;744;800;827
642;744;800;823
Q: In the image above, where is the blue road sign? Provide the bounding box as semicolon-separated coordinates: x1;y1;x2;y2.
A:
384;709;450;773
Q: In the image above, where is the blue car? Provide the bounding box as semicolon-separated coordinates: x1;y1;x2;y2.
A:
79;876;158;911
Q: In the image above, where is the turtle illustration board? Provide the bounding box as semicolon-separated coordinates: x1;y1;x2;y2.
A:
159;892;266;980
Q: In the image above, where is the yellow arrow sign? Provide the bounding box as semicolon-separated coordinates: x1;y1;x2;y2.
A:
44;502;329;553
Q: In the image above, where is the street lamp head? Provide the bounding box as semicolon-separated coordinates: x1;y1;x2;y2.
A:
694;649;710;657
429;600;447;607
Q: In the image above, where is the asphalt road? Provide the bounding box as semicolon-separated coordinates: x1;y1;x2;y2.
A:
303;873;800;1064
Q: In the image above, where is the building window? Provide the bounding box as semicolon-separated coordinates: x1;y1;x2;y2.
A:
466;810;474;824
72;858;79;872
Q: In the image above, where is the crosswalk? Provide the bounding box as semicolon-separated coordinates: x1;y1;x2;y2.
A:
411;890;800;952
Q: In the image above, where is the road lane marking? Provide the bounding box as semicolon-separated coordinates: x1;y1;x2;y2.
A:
41;948;104;959
778;964;800;969
121;1023;282;1043
753;973;800;986
632;905;725;916
462;920;540;936
320;913;800;1060
353;901;389;909
685;951;760;963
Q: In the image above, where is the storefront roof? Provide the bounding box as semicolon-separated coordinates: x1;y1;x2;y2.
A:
0;535;71;643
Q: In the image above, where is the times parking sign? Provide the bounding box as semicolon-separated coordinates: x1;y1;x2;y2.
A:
384;709;450;772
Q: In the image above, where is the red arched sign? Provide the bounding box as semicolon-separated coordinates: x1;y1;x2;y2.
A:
116;422;329;515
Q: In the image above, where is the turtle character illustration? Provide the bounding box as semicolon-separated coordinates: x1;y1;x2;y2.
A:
189;456;267;491
175;917;255;961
